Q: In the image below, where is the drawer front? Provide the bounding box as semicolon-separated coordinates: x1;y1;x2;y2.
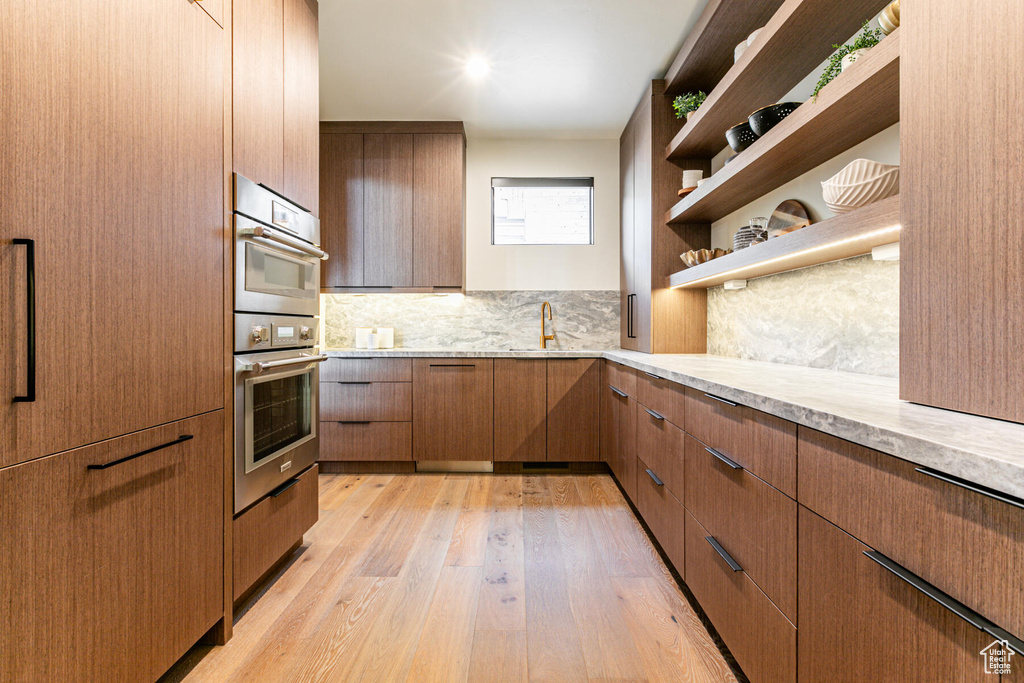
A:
637;456;685;574
321;357;413;383
319;422;412;461
234;463;319;600
636;405;685;502
636;370;685;429
798;507;991;683
684;386;797;497
685;433;797;622
603;388;637;502
604;359;637;397
798;427;1024;638
685;510;797;683
413;359;494;462
320;381;412;421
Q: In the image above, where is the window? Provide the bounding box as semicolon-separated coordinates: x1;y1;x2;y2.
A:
491;177;594;245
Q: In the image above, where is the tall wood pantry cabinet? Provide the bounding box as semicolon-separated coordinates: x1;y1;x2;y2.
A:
619;81;709;353
319;122;467;291
1;0;227;678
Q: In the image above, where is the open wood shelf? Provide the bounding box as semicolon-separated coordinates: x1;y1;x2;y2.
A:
665;28;900;226
668;195;900;289
663;0;785;96
666;0;892;161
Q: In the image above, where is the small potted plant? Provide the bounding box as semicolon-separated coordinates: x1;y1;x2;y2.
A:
812;22;884;100
673;91;707;121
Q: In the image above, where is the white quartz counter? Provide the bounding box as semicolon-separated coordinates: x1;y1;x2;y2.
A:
324;349;1024;500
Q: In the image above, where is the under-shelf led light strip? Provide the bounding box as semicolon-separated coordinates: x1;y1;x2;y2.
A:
670;224;902;289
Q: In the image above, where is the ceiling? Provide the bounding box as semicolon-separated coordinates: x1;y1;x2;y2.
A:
318;0;709;139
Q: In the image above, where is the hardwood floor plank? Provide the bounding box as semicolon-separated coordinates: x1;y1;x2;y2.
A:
406;565;484;682
523;476;589;683
356;474;446;577
475;475;527;632
468;631;529;683
575;475;663;578
445;475;494;567
550;477;646;681
612;577;738;683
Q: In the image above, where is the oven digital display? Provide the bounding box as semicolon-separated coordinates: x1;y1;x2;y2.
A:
277;326;295;338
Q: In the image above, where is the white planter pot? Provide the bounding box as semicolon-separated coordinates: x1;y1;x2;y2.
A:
841;48;871;72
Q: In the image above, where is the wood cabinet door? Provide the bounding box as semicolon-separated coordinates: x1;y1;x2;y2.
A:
413;359;493;461
364;134;414;287
1;0;223;467
196;0;224;26
619;126;637;350
320;133;364;286
413;134;465;288
547;359;600;462
283;0;319;213
0;412;223;682
233;0;284;193
799;507;991;683
494;359;547;462
631;98;654;353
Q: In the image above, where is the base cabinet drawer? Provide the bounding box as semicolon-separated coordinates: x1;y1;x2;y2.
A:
798;506;993;682
321;357;413;382
602;384;636;502
0;412;224;683
636;405;685;502
636;370;685;429
604;359;637;397
319;422;412;461
685;509;796;683
685;432;796;622
320;381;412;421
636;456;685;574
234;464;319;601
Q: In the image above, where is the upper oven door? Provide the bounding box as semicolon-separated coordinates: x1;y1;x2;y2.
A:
235;214;321;316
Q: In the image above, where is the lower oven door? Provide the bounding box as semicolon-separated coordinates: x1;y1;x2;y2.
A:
234;349;327;512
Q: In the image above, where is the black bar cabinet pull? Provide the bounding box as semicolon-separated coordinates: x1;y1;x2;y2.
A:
706;446;743;470
338;421;371;425
644;372;660;380
704;392;738;407
914;467;1024;511
863;550;1024;654
645;469;664;486
610;386;628;399
627;294;635;339
706;536;742;572
340;381;372;386
13;238;36;403
429;363;475;368
271;477;300;497
87;434;194;470
644;408;665;421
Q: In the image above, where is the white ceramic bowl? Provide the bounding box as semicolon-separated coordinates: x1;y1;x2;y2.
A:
821;159;900;214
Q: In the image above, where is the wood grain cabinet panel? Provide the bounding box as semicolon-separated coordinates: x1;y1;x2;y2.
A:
601;366;637;503
636;370;685;430
604;359;637;397
413;359;493;462
684;510;796;683
636;456;686;575
547;359;600;462
1;0;223;466
320;382;412;422
683;387;797;497
798;507;991;683
494;359;547;462
413;134;464;287
283;0;319;214
319;422;412;461
636;406;685;502
195;0;224;26
320;133;365;286
685;433;797;622
0;412;223;682
798;427;1024;638
321;357;412;383
232;0;284;192
363;133;414;287
619;128;637;350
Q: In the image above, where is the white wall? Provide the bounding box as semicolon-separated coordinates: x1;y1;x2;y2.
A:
465;138;620;290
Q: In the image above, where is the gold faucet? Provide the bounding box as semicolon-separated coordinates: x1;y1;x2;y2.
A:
540;301;554;349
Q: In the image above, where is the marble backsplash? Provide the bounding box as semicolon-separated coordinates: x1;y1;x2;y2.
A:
707;256;899;377
322;290;621;350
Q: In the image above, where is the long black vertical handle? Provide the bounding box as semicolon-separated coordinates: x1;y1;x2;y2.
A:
13;239;35;403
627;294;636;339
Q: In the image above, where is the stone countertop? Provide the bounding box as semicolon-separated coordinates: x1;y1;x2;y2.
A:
323;348;1024;500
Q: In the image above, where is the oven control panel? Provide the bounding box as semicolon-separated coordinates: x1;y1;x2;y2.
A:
234;313;318;353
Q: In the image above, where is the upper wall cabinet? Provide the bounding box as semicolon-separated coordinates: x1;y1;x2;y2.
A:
320;122;467;292
233;0;320;214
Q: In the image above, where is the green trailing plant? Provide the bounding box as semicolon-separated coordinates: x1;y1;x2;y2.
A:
812;22;884;100
673;91;707;119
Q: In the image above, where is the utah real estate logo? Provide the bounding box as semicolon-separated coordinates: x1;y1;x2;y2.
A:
980;640;1015;675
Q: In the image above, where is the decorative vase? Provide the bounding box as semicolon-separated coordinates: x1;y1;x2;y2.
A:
686;111;695;122
841;48;871;72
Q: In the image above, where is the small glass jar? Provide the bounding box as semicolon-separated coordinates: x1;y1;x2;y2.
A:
749;217;769;244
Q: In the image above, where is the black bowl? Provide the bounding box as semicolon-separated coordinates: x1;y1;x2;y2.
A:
725;121;759;153
748;102;802;137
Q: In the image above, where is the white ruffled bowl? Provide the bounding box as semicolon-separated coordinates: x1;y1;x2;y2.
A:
821;159;900;214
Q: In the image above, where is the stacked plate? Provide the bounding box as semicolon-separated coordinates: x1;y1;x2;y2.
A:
733;225;758;251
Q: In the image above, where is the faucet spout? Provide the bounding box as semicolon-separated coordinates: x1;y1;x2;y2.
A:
540;301;555;349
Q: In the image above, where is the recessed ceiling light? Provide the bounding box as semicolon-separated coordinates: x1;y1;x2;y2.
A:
465;56;490;81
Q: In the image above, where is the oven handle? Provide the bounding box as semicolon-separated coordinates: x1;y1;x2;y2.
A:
239;224;329;261
241;354;328;374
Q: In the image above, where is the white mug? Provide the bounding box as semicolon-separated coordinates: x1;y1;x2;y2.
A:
367;333;380;350
377;327;395;349
682;170;703;189
355;327;373;349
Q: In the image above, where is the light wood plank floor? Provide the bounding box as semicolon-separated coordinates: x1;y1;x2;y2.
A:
170;474;738;683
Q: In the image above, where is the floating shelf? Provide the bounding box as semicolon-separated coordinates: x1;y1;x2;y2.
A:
665;28;900;226
668;195;900;289
663;0;785;96
666;0;892;161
